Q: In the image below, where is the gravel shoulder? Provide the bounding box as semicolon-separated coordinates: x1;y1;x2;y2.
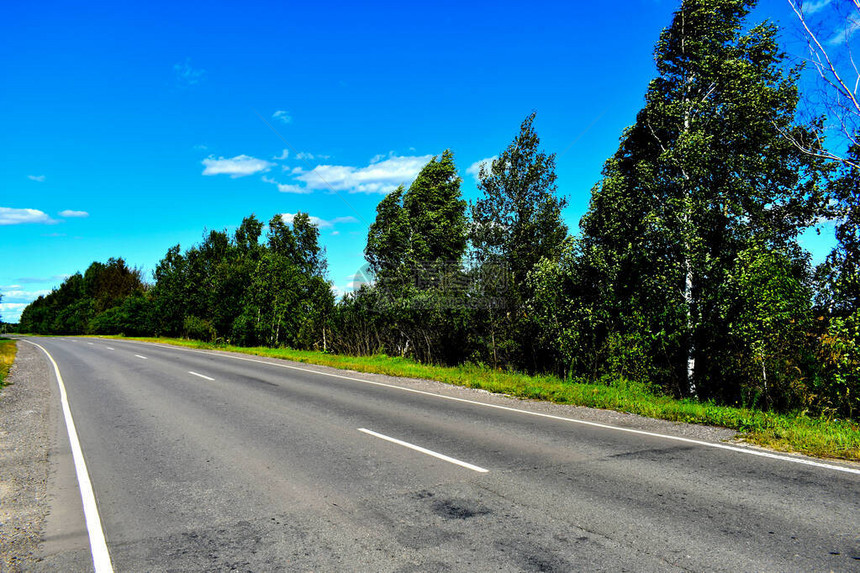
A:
0;341;54;571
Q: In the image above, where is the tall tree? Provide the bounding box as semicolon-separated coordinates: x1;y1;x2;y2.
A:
817;144;860;316
403;149;468;266
470;112;568;371
579;0;824;398
360;152;470;363
471;112;568;290
365;185;410;282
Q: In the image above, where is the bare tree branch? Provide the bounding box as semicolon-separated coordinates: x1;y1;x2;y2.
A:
787;0;860;166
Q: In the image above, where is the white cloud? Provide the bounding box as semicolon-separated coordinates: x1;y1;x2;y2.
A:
466;156;497;181
261;176;312;194
174;58;205;86
279;212;358;229
0;207;55;225
28;175;46;182
0;287;53;322
804;0;832;15
15;275;68;284
273;110;292;124
59;210;89;218
295;151;332;161
1;303;29;322
294;154;433;194
829;19;860;45
1;289;51;302
273;149;289;160
202;155;273;178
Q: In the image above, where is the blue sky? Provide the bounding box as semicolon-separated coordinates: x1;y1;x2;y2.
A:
0;0;843;322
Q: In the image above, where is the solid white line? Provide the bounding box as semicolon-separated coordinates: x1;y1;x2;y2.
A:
134;354;148;360
21;340;114;572
359;428;488;473
188;371;214;381
107;339;860;476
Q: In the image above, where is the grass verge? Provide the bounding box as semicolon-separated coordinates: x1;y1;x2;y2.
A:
0;338;17;388
99;335;860;462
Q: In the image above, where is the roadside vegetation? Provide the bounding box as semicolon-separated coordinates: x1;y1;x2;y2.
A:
16;2;860;462
0;339;17;388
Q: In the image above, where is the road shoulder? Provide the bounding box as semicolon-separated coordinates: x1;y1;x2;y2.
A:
0;340;91;572
0;341;53;570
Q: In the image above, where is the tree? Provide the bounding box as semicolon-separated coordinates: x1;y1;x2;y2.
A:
817;144;860;316
359;152;470;363
151;245;188;336
578;0;824;399
470;112;568;371
403;150;468;266
366;151;468;284
291;212;327;277
365;185;410;281
471;112;568;290
723;243;814;410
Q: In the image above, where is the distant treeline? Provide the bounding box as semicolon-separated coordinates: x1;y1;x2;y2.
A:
19;0;859;419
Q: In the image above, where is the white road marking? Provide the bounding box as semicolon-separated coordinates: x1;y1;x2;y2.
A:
105;347;115;351
107;339;860;476
21;340;115;572
87;342;94;345
134;354;148;360
359;428;489;473
188;371;214;381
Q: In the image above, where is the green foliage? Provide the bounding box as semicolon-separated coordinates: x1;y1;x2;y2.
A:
470;112;569;372
19;258;145;335
356;151;472;364
182;315;216;342
365;186;410;280
576;0;825;400
471;112;568;289
402;150;467;265
816;144;860;316
722;243;814;410
19;213;332;352
809;310;860;419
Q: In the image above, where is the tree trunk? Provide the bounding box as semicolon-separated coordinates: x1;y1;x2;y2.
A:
681;7;698;398
684;239;697;397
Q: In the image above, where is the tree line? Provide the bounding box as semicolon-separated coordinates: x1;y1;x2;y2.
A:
19;0;859;419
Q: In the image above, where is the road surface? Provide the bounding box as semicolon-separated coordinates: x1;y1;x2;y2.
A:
15;336;860;571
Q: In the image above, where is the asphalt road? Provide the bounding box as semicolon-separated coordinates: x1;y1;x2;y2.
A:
17;336;860;572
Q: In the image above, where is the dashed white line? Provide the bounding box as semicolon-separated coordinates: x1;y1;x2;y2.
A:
87;342;94;345
106;339;860;476
359;428;489;473
105;347;115;351
134;354;148;360
21;340;115;572
188;371;215;381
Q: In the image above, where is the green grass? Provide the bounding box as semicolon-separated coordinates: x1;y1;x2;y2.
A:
0;338;17;388
96;335;860;462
